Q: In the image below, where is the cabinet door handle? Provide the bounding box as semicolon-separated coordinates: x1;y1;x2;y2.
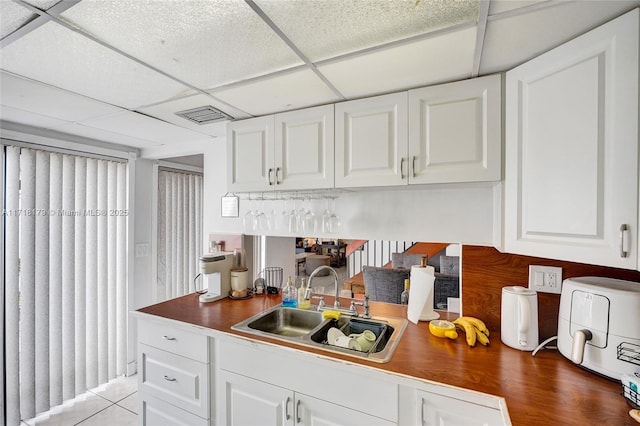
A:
275;167;281;185
162;335;176;341
412;155;417;178
620;224;629;258
296;399;301;423
163;375;176;382
400;157;406;179
285;397;291;420
268;168;274;186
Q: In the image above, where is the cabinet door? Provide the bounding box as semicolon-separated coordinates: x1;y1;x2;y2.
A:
335;92;408;188
218;369;293;426
408;75;501;184
275;105;335;190
297;392;394;426
504;9;638;269
416;390;504;426
227;115;275;192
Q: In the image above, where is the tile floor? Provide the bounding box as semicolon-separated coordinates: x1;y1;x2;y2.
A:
22;374;138;426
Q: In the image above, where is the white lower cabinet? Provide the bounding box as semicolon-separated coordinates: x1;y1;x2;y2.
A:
216;335;509;426
398;384;508;426
216;336;397;425
137;318;214;425
218;369;392;426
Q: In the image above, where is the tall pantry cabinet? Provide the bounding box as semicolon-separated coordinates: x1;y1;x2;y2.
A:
503;8;639;269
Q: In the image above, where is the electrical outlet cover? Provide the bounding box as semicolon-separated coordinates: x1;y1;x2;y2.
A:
528;265;563;294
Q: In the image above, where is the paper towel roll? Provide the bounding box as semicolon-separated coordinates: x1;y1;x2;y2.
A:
407;265;440;324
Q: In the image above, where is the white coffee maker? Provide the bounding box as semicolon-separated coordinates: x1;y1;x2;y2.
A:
198;253;233;303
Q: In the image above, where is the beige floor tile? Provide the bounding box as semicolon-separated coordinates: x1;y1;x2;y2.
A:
76;404;137;426
23;392;111;426
117;393;138;414
88;375;138;403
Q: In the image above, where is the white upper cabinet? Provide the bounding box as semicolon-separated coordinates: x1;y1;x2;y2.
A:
227;104;334;192
227;115;274;192
274;104;334;191
335;92;408;188
334;77;502;189
408;74;502;184
504;9;639;269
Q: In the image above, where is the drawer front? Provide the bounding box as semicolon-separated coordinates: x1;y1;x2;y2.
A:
140;391;209;426
139;343;209;418
139;319;208;362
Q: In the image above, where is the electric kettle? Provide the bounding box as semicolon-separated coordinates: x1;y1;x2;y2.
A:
501;286;539;351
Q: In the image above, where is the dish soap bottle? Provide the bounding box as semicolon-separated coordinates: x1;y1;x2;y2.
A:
400;278;410;306
298;278;311;310
282;275;298;308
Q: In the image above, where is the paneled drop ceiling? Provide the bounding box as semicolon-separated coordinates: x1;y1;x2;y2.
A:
1;0;639;151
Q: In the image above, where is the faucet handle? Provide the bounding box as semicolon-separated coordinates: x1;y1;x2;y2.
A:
312;295;325;310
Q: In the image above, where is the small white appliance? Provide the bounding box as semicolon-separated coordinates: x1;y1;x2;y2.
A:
558;276;640;380
198;253;233;303
501;286;539;351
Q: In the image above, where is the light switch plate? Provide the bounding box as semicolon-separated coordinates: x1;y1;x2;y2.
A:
528;265;563;294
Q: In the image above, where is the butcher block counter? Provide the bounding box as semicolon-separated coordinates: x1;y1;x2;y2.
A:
135;292;635;425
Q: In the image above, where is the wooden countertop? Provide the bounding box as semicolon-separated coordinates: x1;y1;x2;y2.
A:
136;293;636;426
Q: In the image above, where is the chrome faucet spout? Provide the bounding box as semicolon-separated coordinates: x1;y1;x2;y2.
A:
308;265;340;308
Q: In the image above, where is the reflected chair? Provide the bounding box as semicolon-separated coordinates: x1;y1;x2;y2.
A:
362;266;410;304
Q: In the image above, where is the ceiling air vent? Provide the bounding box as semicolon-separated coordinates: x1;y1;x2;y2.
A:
175;106;233;125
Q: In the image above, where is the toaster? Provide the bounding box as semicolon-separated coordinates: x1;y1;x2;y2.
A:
557;277;640;380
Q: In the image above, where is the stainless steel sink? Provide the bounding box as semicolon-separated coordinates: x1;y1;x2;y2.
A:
231;305;408;363
245;306;324;337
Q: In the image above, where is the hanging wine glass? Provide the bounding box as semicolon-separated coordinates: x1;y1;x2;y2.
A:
328;197;341;234
302;196;315;234
243;194;255;233
321;197;332;233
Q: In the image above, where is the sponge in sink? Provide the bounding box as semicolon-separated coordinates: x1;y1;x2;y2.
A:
322;310;341;320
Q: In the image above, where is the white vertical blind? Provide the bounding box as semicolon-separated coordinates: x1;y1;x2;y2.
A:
157;168;203;301
4;146;128;425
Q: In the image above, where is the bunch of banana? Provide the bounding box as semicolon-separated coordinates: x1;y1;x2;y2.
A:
453;316;490;347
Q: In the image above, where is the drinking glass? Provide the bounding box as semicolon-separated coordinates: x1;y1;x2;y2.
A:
288;197;299;233
321;197;332;233
302;196;315;234
328;197;341;234
254;197;268;232
243;196;256;233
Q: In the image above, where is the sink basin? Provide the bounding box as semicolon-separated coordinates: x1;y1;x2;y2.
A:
231;305;408;363
246;307;324;337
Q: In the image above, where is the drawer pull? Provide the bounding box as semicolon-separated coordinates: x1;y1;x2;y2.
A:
296;399;301;423
162;335;176;341
163;375;176;382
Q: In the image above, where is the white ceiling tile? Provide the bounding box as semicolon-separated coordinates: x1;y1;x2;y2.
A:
23;0;63;10
137;94;246;138
488;0;548;16
480;0;640;74
0;71;123;122
318;27;477;98
51;122;163;148
211;69;341;116
79;110;214;145
256;0;480;62
1;104;69;129
59;0;303;89
0;21;193;109
0;0;36;38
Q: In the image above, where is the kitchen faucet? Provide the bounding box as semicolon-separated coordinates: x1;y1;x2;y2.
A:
308;265;341;309
308;265;369;317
